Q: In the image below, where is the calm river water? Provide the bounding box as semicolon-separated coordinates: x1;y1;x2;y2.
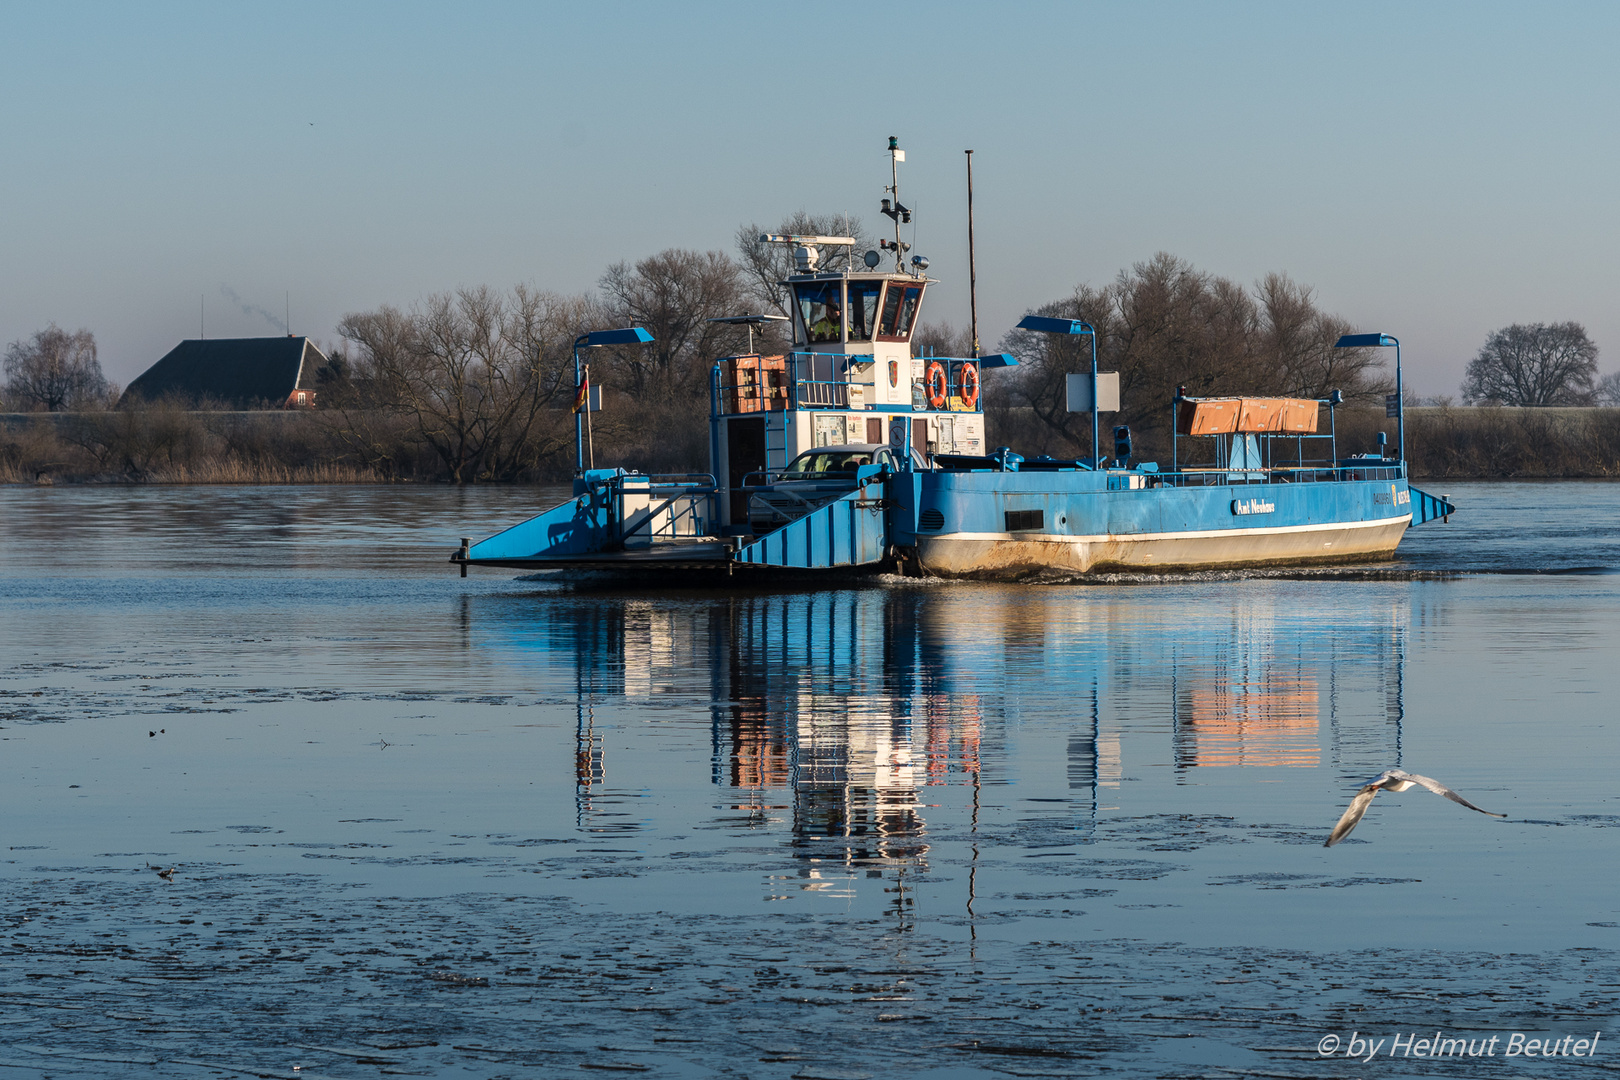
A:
2;481;1618;1079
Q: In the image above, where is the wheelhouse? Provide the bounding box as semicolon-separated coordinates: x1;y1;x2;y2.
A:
709;250;990;532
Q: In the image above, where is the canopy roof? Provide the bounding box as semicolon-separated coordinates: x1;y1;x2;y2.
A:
1177;397;1320;436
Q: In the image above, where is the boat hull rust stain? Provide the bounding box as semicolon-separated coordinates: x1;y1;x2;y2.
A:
914;517;1410;578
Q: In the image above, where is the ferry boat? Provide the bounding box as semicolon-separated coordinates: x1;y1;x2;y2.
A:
453;141;1452;580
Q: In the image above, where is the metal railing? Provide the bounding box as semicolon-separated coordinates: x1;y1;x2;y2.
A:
737;463;890;530
1116;464;1405;489
794;375;851;408
709;352;987;416
601;473;719;542
786;351;866;410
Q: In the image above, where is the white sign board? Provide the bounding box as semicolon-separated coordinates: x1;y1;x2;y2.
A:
1066;371;1120;413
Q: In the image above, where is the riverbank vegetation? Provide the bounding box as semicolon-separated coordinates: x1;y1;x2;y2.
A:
5;236;1620;483
8;401;1620;484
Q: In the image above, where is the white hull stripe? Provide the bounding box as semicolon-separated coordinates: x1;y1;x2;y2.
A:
923;513;1412;546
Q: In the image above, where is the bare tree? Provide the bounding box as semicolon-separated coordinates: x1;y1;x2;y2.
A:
1596;371;1620;407
4;325;110;411
1253;273;1382;401
337;286;587;483
996;295;1098;449
734;212;874;321
912;321;975;359
999;254;1389;452
596;249;752;398
1462;322;1598;406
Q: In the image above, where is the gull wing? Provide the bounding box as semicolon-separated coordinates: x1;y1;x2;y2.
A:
1392;770;1506;818
1325;786;1380;847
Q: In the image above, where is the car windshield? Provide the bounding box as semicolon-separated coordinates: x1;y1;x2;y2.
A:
782;451;876;478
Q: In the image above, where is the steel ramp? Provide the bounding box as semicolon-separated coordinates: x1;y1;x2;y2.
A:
1409;486;1455;526
465;491;611;563
734;485;888;569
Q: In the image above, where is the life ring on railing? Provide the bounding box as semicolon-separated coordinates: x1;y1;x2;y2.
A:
925;361;948;409
959;362;980;409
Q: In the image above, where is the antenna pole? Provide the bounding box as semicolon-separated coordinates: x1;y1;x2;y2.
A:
200;295;205;339
889;137;903;273
966;149;979;357
286;291;291;336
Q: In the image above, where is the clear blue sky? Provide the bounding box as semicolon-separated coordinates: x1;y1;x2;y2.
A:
3;1;1617;395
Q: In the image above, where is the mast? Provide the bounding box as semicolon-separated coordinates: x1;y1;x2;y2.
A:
881;136;911;273
966;149;979;357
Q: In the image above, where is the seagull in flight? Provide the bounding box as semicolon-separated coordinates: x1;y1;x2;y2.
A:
1325;769;1505;847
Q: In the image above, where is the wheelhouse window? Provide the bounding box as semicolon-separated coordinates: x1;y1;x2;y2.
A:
847;280;884;341
796;282;844;344
877;283;924;341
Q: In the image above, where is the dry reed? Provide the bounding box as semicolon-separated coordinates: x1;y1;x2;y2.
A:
7;403;1620;484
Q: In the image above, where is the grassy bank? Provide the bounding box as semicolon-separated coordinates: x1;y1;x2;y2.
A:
7;403;1620;484
0;399;708;485
0;408;398;484
1400;406;1620;478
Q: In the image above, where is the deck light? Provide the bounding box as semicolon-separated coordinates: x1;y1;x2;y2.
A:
1018;314;1100;465
574;327;654;472
705;314;788;353
580;328;654;348
1335;332;1403;463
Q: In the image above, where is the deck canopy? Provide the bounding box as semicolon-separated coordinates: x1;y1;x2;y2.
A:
1177;397;1320;436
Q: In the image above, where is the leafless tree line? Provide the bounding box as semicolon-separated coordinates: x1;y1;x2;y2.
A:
321;213;865;481
331;286;590;482
992;253;1391;460
9;219;1620;482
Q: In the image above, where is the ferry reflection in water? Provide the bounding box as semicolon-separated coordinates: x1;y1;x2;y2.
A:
708;595;985;875
479;582;1409;895
1166;595;1406;772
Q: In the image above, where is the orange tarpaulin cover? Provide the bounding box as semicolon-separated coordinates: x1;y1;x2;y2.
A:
1177;397;1319;436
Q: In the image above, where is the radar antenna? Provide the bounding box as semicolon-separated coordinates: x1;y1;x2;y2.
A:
757;233;855;275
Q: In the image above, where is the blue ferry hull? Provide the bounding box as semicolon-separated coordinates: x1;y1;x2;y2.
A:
454;461;1451;578
899;470;1413;577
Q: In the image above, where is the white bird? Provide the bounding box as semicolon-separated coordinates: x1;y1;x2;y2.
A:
1325;769;1505;847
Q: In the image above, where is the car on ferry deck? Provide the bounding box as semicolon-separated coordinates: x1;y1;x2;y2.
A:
748;442;929;534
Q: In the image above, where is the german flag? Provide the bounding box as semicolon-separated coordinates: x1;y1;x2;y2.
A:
572;366;589;414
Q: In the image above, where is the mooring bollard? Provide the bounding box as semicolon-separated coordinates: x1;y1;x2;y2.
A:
458;537;470;577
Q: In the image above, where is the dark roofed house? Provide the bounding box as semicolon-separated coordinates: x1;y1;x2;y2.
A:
121;336;326;409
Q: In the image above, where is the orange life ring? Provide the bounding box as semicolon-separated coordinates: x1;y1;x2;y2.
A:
960;362;980;409
925;361;947;409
